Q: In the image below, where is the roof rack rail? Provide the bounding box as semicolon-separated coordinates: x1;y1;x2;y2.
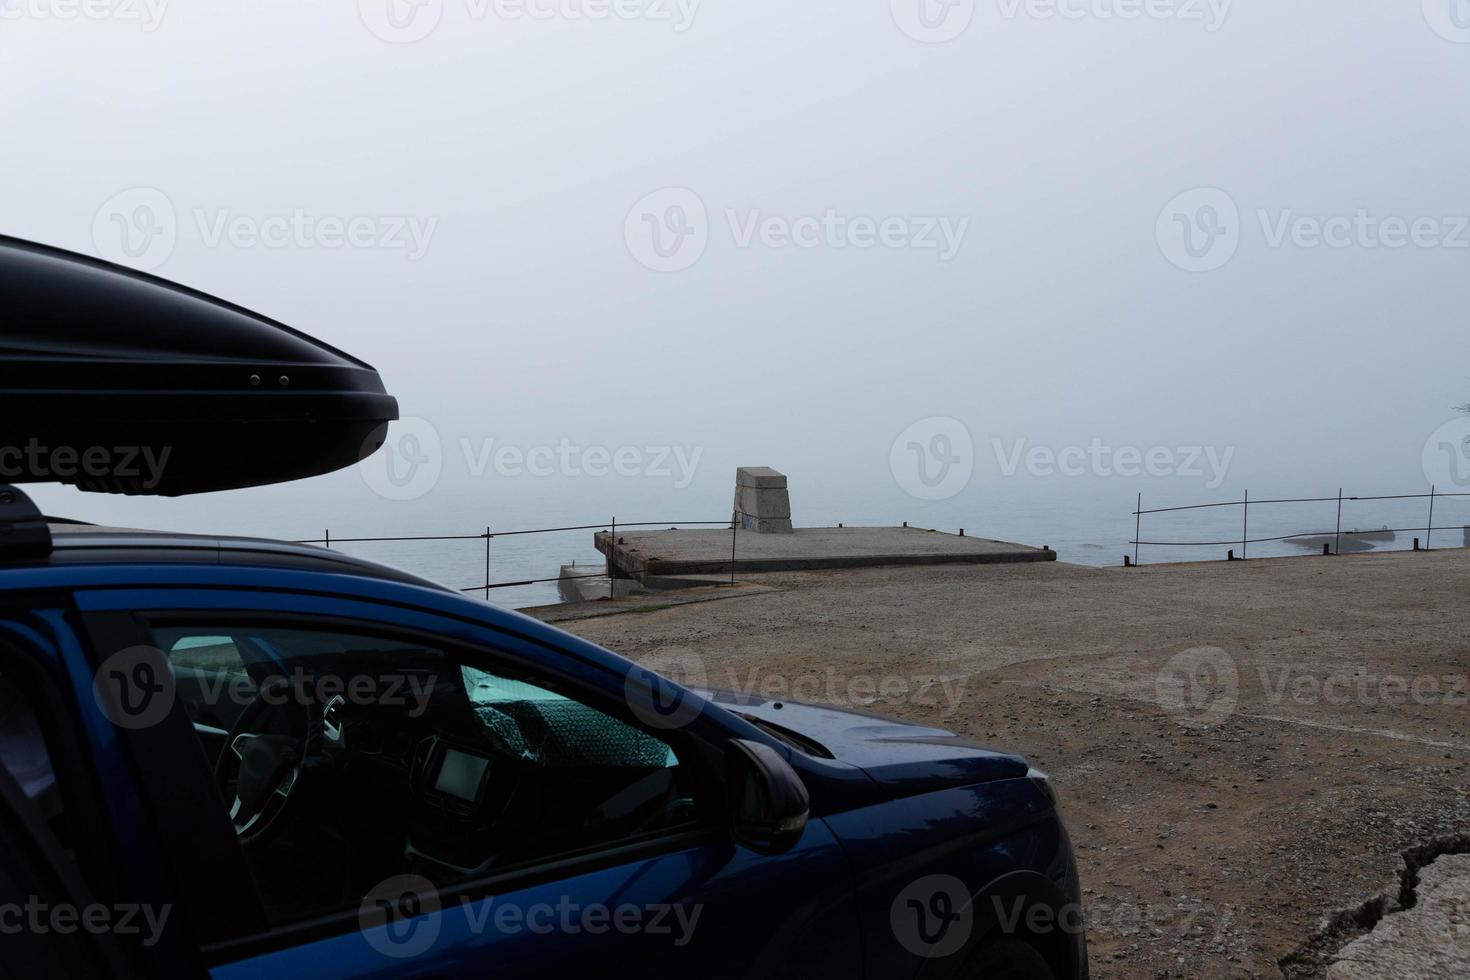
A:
0;485;52;559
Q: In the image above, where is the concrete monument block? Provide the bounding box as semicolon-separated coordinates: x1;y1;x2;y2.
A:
734;466;793;533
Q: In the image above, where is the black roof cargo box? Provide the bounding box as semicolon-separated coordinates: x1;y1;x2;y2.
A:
0;236;398;495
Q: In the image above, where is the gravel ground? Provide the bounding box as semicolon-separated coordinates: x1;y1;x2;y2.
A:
554;549;1470;978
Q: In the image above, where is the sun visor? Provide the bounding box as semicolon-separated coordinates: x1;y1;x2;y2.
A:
0;236;399;495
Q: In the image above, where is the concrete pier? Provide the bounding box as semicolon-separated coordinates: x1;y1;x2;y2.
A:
595;525;1055;580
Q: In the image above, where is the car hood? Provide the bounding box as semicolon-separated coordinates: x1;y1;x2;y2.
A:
697;688;1030;798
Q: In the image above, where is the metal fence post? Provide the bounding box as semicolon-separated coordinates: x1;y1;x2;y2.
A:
730;509;738;586
324;529;330;550
1242;490;1249;560
1134;493;1141;567
1427;486;1436;551
609;517;617;599
485;527;491;600
1335;489;1342;556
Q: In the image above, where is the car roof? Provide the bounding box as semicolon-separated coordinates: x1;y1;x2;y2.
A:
5;522;453;593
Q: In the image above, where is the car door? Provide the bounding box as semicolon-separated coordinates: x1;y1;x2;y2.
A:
70;579;862;980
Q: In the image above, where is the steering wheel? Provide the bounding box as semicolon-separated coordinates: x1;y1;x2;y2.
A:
212;676;321;846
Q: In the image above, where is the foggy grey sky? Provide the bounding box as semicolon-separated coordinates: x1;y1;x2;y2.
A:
7;1;1470;539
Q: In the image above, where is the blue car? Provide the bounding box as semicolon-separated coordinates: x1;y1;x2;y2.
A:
0;238;1085;978
0;516;1086;979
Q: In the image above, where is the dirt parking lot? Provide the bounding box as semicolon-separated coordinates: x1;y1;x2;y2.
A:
551;549;1470;978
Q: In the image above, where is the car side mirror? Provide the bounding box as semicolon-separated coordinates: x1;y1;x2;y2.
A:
726;739;809;855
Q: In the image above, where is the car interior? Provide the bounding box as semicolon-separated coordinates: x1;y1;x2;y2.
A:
157;625;703;922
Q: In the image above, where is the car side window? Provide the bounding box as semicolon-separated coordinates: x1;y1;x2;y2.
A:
0;653;131;978
146;621;704;929
0;674;56;816
0;667;83;857
0;799;117;979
